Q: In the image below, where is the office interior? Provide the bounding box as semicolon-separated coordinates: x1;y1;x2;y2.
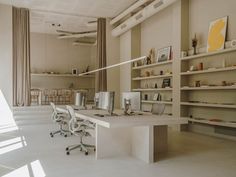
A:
0;0;236;177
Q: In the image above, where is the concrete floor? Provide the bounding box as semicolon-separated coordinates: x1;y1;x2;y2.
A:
0;121;236;177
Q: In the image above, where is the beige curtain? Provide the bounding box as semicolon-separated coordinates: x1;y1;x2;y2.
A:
95;18;107;92
13;7;31;106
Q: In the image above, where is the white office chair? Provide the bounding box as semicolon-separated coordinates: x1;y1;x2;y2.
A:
66;105;95;155
49;102;70;137
151;103;166;115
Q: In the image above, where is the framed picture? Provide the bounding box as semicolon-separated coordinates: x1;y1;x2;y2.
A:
156;46;171;63
72;68;78;75
207;16;228;52
162;78;171;88
153;93;161;101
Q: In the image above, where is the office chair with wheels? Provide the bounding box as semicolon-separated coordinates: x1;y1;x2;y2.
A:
66;105;95;155
49;102;70;138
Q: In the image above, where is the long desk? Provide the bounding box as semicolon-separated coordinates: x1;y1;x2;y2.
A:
57;107;187;163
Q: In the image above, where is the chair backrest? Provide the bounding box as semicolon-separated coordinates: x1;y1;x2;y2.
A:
151;103;165;115
66;105;78;133
50;102;57;121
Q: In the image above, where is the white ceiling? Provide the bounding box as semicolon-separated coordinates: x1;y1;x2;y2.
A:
0;0;137;34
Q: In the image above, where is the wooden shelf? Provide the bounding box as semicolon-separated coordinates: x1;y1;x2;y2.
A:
132;74;172;81
132;88;172;92
142;100;173;105
180;47;236;61
31;73;95;78
181;102;236;109
187;118;236;128
181;66;236;76
132;60;172;70
181;85;236;90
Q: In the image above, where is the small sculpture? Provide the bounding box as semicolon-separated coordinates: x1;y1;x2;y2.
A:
192;33;198;55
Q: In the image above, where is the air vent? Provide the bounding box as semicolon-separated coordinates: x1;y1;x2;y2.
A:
153;0;164;9
135;13;143;20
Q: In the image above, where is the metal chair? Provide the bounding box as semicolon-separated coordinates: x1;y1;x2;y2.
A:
66;105;95;155
49;102;70;138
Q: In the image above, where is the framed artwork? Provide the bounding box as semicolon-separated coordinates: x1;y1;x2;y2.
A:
156;46;171;62
207;16;228;52
153;93;161;101
162;78;171;88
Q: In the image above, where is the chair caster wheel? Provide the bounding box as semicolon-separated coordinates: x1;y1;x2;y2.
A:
94;148;96;152
85;152;88;155
80;148;82;151
66;152;70;155
71;133;73;135
66;147;69;151
50;134;53;138
64;134;67;138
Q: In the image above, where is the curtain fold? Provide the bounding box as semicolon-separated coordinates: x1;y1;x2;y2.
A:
13;7;31;106
95;18;107;92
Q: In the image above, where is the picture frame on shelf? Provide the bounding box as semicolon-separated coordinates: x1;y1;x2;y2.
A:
153;93;161;101
207;16;228;52
162;78;171;88
156;46;171;63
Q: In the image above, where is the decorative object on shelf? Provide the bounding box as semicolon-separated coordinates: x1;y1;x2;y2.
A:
165;69;172;75
144;94;148;100
145;71;150;77
150;70;155;76
156;46;171;62
153;93;161;101
192;33;198;55
222;81;227;86
160;70;163;75
147;48;155;64
133;62;138;67
231;39;236;48
181;51;187;58
86;66;89;73
195;80;201;87
197;62;203;70
207;16;228;52
162;78;171;88
72;68;78;75
189;65;195;71
154;83;158;88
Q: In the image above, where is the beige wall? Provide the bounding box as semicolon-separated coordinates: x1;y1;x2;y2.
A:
30;33;95;89
0;4;13;106
189;0;236;48
106;19;120;108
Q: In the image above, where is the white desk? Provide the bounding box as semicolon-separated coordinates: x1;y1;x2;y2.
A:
57;108;187;163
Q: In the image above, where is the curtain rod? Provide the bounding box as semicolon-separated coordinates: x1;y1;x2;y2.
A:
78;56;147;76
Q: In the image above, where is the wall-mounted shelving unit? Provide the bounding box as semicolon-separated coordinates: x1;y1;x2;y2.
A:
180;48;236;130
31;73;95;78
132;74;172;81
131;60;173;114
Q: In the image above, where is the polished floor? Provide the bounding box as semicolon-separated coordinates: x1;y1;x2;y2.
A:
0;119;236;177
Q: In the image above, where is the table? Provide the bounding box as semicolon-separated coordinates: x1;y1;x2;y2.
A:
57;107;187;163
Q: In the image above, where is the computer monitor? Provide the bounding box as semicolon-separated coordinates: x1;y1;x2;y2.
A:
121;92;141;112
97;92;115;115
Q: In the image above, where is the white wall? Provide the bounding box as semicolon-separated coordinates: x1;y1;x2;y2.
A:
30;33;95;89
0;4;13;106
189;0;236;48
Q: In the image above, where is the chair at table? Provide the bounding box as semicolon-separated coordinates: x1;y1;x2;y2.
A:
49;102;70;138
65;105;95;155
151;103;166;115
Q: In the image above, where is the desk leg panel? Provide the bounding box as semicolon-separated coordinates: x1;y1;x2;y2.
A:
95;125;132;159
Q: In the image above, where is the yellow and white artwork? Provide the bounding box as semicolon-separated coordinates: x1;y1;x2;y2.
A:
207;16;228;52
